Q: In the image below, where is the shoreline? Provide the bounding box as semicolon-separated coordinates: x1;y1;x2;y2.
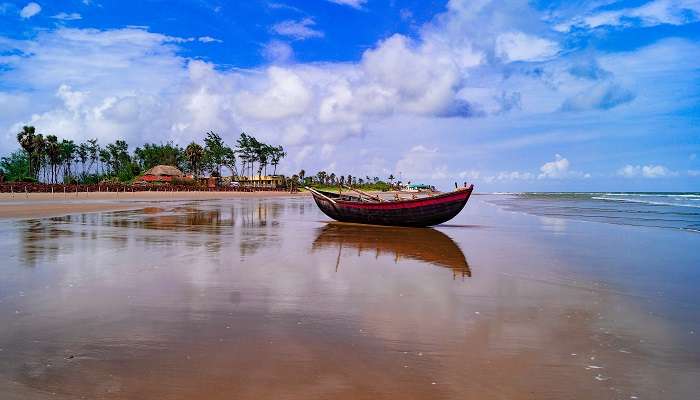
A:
0;190;309;219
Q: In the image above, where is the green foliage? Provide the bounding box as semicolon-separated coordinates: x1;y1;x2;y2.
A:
184;142;205;178
8;126;288;186
308;181;394;192
0;150;31;182
134;142;185;171
204;131;230;177
235;132;285;178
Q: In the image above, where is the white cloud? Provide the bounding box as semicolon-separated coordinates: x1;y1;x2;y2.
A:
494;171;535;181
495;32;559;62
198;36;222;43
236;67;312;121
52;12;82;21
556;0;700;32
688;170;700;177
538;154;590;179
1;1;699;183
19;2;40;19
272;18;324;40
320;144;335;159
459;170;480;180
395;145;449;181
262;40;293;63
617;164;678;178
539;154;570;178
326;0;366;9
561;82;635;111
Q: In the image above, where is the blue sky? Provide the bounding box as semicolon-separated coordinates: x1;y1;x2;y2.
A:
1;0;699;191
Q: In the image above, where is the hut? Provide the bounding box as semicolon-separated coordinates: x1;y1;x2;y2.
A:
138;165;186;183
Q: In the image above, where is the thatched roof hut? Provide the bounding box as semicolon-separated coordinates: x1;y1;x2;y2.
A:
143;165;184;177
138;165;187;183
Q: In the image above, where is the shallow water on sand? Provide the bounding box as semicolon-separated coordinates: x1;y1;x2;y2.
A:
1;196;699;399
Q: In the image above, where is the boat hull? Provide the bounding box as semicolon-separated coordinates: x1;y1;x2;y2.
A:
310;185;473;227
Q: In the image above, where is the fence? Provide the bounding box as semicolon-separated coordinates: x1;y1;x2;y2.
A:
0;183;291;193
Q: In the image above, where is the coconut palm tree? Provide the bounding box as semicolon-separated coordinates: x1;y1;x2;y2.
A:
45;135;61;183
185;142;205;178
16;126;37;179
60;139;77;182
77;143;89;177
88;139;99;175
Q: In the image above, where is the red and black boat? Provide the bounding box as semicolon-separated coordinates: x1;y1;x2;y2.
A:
306;184;474;227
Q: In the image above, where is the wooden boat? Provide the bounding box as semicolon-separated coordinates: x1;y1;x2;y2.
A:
312;223;471;278
306;184;474;227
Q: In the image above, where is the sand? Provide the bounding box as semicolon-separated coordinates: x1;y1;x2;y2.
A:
0;190;309;219
1;195;698;399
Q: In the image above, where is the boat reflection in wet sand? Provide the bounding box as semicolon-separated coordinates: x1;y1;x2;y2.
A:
307;184;474;227
312;222;471;278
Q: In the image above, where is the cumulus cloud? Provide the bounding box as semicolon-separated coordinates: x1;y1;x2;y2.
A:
618;164;678;178
272;18;324;40
458;154;590;183
52;12;82;21
556;0;700;32
495;32;559;62
538;154;570;178
19;2;40;19
538;154;590;179
1;0;698;182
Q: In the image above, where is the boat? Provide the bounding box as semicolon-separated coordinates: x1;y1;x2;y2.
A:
306;184;474;227
312;223;471;278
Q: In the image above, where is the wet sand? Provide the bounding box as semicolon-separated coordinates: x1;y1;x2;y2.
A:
0;196;698;399
0;191;307;219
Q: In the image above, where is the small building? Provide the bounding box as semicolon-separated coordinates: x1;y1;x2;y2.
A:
232;175;285;188
138;165;186;183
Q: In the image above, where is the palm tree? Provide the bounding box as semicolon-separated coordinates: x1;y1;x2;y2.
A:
45;135;61;183
184;142;204;178
316;171;327;185
16;126;37;179
99;148;111;175
88;139;99;175
32;134;46;182
60;139;77;182
77;143;89;177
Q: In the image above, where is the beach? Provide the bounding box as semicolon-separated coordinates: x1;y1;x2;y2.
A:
0;191;308;219
0;194;698;399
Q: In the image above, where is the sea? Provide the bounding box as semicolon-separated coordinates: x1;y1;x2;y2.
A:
488;192;700;232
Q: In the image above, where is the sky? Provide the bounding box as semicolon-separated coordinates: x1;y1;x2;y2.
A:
0;0;699;191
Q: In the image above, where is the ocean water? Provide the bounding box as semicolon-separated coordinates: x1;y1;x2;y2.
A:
488;192;700;232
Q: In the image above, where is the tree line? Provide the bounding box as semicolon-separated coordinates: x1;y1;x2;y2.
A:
0;126;286;184
292;169;399;191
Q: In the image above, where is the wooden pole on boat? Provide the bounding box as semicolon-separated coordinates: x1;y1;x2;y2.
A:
342;185;382;202
305;186;337;204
